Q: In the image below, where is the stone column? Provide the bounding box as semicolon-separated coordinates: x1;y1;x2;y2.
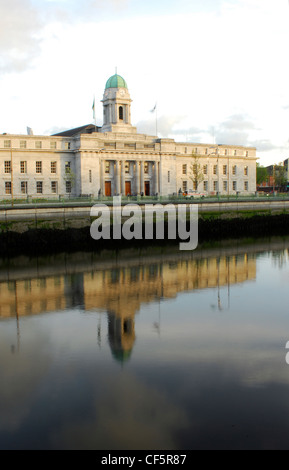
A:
135;161;140;195
154;161;159;194
121;160;125;195
100;159;104;196
115;160;120;195
158;159;162;196
140;161;144;195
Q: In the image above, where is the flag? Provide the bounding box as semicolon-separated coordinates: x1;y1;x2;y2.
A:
92;98;95;120
150;103;157;113
27;127;33;135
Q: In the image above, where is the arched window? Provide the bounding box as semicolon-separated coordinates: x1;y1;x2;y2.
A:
119;106;124;120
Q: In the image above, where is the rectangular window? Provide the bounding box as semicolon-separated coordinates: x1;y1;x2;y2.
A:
4;140;11;148
20;161;27;173
244;181;248;191
4;161;11;173
89;170;92;183
105;161;110;174
244;166;248;176
36;161;42;173
20;140;27;149
65;161;71;173
203;165;208;175
213;165;217;175
192;164;197;174
65;142;71;150
125;143;136;149
182;181;187;192
144;162;149;174
36;181;43;194
232;165;237;175
225;149;228;156
51;161;57;173
223;181;228;191
223;165;227;175
51;181;58;194
35;141;42;149
193;180;197;190
21;181;28;194
182;164;187;175
233;181;237;191
205;148;208;155
5;182;12;194
168;171;170;183
234;150;237;156
66;181;72;193
125;162;130;174
50;141;57;150
195;148;198;154
246;151;249;157
203;181;208;191
213;181;218;191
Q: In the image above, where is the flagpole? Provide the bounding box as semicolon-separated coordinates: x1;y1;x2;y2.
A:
92;96;96;132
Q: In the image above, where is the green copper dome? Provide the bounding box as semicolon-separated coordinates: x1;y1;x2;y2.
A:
105;74;128;89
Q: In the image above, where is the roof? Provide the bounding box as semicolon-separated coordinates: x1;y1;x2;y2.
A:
52;124;100;137
105;74;128;90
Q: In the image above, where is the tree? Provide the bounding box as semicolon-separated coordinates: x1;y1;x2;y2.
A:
256;163;268;186
189;153;204;190
274;165;287;189
63;167;76;193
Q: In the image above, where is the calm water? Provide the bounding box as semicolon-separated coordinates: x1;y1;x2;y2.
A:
1;238;289;450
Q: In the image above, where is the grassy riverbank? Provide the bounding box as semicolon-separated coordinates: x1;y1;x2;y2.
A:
1;210;289;257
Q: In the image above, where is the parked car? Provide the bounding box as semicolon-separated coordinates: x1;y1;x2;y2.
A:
183;189;207;199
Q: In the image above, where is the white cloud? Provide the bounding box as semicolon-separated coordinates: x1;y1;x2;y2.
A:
0;0;43;73
1;0;289;166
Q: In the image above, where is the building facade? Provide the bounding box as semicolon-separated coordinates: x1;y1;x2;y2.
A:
0;74;257;199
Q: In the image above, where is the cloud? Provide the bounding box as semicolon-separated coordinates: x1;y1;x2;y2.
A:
0;0;130;75
39;0;130;24
220;114;257;131
213;114;258;147
0;0;43;74
248;140;278;152
137;115;187;138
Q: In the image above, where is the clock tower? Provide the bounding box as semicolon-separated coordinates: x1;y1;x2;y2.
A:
101;74;136;134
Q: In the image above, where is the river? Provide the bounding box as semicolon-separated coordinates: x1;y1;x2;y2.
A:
0;237;289;450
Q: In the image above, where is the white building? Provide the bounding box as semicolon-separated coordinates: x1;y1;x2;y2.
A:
0;74;257;199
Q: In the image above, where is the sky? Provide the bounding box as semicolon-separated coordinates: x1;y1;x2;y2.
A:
0;0;289;166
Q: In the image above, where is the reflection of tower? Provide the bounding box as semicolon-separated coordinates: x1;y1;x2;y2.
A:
64;273;85;309
107;312;136;364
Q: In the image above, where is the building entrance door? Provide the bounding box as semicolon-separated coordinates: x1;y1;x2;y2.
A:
125;181;131;196
145;181;150;196
105;181;111;196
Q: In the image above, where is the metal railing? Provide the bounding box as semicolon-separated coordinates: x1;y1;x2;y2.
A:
1;192;289;209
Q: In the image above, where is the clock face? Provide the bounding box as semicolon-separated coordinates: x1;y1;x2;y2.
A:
119;90;125;96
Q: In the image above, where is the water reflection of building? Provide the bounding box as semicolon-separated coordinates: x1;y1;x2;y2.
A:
0;249;257;361
108;312;136;363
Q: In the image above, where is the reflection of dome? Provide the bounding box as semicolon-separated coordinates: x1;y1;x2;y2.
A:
111;348;133;363
107;313;135;364
105;74;128;89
